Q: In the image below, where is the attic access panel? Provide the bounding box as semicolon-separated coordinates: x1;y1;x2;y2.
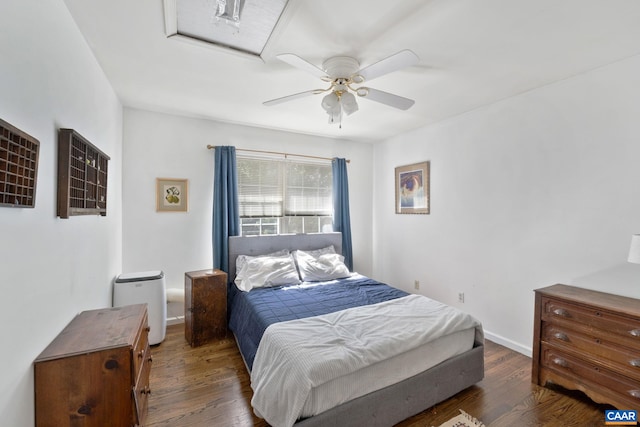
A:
166;0;289;57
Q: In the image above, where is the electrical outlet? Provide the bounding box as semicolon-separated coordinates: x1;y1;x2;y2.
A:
414;280;420;290
458;292;465;303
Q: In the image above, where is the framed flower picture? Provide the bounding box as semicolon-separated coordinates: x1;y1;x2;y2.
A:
395;161;429;214
156;178;188;212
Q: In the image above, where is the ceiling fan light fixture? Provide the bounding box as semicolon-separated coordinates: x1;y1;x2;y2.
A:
321;92;340;114
341;91;358;116
265;50;419;126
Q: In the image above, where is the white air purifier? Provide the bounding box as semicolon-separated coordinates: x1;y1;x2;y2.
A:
114;270;167;345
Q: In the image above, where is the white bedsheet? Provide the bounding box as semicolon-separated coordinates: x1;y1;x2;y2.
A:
250;294;483;427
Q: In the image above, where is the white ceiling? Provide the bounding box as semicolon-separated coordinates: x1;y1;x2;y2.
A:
63;0;640;143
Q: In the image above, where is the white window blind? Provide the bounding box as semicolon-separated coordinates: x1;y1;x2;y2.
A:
237;157;333;235
283;161;332;216
238;158;284;217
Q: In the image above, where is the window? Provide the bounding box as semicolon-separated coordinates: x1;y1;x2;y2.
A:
237;157;333;236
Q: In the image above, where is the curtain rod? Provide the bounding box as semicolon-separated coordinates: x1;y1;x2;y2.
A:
206;145;350;163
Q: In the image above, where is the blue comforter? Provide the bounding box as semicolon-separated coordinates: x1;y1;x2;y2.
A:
228;274;408;371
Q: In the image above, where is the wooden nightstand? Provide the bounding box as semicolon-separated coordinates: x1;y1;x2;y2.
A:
184;269;228;347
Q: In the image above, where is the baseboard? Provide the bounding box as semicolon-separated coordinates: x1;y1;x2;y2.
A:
167;316;184;326
483;329;532;358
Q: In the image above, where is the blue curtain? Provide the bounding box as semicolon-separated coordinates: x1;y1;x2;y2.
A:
212;146;240;274
332;158;353;271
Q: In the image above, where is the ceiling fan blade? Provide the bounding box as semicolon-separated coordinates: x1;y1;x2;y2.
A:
357;50;419;82
263;90;318;106
358;88;415;110
276;53;328;79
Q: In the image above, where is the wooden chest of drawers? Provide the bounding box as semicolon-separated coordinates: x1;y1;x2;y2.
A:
185;269;227;347
34;304;152;426
532;284;640;409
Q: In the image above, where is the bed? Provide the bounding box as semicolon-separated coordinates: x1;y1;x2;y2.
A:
227;232;484;427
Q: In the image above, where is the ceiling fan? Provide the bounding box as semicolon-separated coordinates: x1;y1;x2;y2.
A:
263;50;420;126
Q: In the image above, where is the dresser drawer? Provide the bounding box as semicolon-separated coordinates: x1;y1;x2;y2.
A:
542;323;640;381
542;296;640;343
133;354;152;426
133;314;150;382
541;344;640;407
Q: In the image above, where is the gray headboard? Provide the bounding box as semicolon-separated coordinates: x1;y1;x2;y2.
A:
228;232;343;280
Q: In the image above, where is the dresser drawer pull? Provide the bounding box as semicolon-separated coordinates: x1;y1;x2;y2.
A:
552;308;571;318
553;332;569;342
140;386;151;395
630;329;640;337
138;349;145;359
629;390;640;399
630;359;640;368
552;357;569;368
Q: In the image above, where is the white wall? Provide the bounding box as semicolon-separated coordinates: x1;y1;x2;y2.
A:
373;55;640;355
122;108;373;317
0;1;122;425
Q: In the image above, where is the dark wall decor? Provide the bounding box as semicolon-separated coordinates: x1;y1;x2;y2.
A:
57;128;110;218
0;118;40;208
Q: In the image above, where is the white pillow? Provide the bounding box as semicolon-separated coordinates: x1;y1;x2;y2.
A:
301;245;336;258
293;249;350;282
235;254;300;292
235;249;289;273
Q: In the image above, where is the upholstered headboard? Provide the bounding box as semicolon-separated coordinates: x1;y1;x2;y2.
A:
228;232;343;280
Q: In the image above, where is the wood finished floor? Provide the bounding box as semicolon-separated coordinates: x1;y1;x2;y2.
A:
146;324;612;427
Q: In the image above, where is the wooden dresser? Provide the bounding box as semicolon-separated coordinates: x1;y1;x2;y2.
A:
532;284;640;409
185;269;228;347
34;304;152;427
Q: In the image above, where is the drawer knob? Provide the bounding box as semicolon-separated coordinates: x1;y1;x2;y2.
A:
148;355;153;363
138;350;144;358
552;357;569;368
629;329;640;337
630;359;640;368
552;308;571;318
629;390;640;399
553;332;569;342
141;386;151;395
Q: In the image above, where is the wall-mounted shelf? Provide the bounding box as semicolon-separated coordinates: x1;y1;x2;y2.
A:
0;118;40;208
57;128;110;218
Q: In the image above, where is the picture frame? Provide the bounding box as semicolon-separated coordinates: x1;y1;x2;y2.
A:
156;178;188;212
395;161;430;214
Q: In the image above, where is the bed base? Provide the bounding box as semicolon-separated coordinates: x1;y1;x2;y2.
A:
294;341;484;427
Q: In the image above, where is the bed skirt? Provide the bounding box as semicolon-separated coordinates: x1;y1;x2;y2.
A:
293;341;484;427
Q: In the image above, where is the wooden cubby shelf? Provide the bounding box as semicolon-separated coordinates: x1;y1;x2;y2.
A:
57;128;110;218
0;118;40;208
